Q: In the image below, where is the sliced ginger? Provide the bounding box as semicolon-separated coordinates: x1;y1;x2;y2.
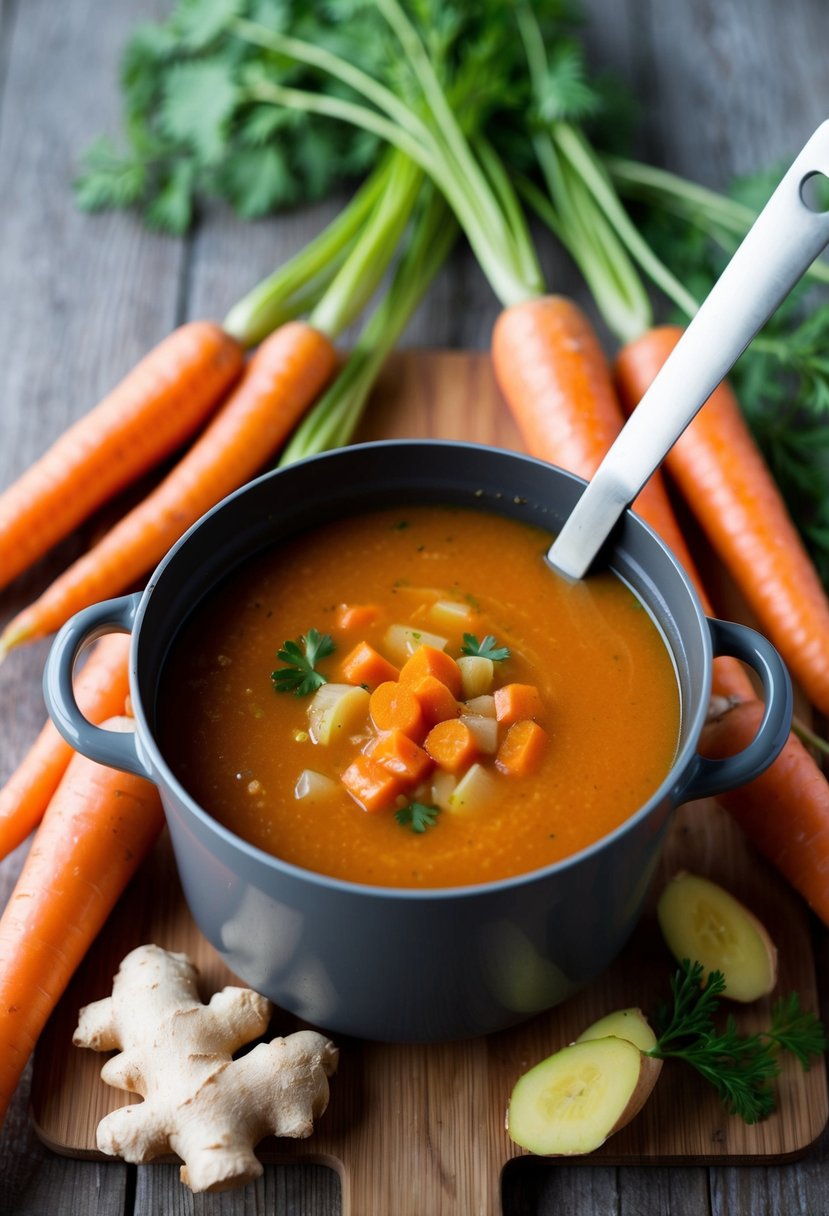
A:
73;944;338;1194
657;872;778;1002
576;1006;659;1054
506;1036;661;1155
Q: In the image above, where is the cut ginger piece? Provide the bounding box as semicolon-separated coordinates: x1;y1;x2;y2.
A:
506;1036;661;1156
341;753;403;813
494;683;543;725
338;641;399;688
657;872;777;1002
73;945;337;1194
575;1007;659;1054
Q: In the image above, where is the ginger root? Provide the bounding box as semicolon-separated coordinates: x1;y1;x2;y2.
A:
73;944;338;1193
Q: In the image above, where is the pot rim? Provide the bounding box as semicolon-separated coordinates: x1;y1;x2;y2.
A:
129;438;712;902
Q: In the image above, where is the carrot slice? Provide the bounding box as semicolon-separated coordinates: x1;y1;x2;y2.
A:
336;603;380;632
494;684;543;725
368;730;433;784
424;719;478;773
410;674;460;727
339;641;400;688
368;681;426;741
399;645;462;699
341;753;403;814
496;719;548;776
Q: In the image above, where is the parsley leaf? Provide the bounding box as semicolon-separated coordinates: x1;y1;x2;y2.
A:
395;802;440;833
461;632;511;662
650;960;827;1124
271;629;335;696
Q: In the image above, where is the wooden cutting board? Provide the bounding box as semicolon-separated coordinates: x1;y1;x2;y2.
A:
30;352;829;1215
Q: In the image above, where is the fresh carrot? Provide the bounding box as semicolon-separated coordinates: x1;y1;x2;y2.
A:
0;717;164;1127
700;700;829;927
399;646;462;699
0;321;243;593
368;681;426;741
424;719;478;773
0;322;337;655
409;674;460;728
341;753;403;814
493;683;543;726
496;719;548;777
368;730;433;785
0;634;131;861
336;603;380;632
615;325;829;718
339;641;399;688
491;295;756;705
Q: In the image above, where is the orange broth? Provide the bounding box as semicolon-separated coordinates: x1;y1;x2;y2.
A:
158;505;680;888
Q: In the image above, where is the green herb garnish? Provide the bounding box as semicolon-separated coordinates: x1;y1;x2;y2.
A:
395;802;440;833
271;629;335;696
461;633;511;662
649;960;827;1123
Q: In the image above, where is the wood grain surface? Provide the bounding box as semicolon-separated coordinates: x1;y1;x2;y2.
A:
27;354;829;1216
1;0;829;1213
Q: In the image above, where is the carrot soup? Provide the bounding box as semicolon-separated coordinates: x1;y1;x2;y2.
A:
157;504;680;888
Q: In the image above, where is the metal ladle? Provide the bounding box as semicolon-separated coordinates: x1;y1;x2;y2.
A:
548;120;829;580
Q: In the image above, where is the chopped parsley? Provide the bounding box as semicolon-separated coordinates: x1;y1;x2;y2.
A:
395;802;440;833
271;629;335;696
461;632;511;662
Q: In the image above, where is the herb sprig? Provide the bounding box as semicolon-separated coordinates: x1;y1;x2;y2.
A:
461;632;511;662
649;960;827;1124
271;629;335;696
395;801;440;833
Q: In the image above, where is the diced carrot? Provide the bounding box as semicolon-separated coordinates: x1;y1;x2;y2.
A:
410;674;460;727
368;730;433;784
494;683;543;725
339;641;400;688
341;753;403;814
398;645;462;698
424;719;478;773
336;603;380;632
369;681;426;741
496;719;548;776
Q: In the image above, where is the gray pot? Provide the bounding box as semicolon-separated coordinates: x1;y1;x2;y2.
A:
43;441;792;1042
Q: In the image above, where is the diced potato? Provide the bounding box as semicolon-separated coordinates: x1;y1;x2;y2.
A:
459;713;498;754
307;683;370;745
464;694;496;718
294;769;340;801
457;655;494;698
383;623;448;666
448;762;496;814
431;768;458;811
429;599;475;632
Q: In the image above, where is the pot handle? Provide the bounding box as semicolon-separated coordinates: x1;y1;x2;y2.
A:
678;617;792;803
43;594;153;780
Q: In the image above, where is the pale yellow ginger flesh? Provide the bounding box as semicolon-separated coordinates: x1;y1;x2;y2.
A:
73;944;338;1193
657;871;778;1002
575;1006;659;1054
506;1036;661;1156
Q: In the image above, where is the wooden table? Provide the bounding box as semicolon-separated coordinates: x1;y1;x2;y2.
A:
1;1;828;1212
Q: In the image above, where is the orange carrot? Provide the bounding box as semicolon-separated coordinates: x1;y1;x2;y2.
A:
0;321;243;592
0;717;164;1126
369;681;425;741
341;753;403;814
399;646;462;699
0;322;337;655
409;674;460;727
424;719;478;773
496;719;548;777
491;295;755;704
700;701;829;927
339;641;399;688
336;603;380;632
494;683;543;726
368;730;433;785
615;325;829;717
0;634;131;860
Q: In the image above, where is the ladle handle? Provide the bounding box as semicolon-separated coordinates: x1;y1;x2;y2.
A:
549;120;829;579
